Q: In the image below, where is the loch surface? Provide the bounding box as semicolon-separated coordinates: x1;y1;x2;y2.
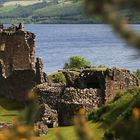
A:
25;24;140;74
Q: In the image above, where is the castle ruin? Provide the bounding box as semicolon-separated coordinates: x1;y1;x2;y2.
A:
0;24;139;134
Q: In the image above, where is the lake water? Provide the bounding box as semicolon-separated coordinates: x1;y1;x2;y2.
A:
25;24;140;74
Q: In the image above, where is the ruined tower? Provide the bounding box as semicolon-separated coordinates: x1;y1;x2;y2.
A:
0;24;44;101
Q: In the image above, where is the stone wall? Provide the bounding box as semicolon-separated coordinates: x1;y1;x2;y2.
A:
58;87;102;126
0;31;35;77
74;68;139;103
0;70;35;101
36;68;139;126
36;58;48;84
0;26;47;102
35;83;65;128
104;68;139;102
0;25;139;131
36;83;65;109
36;85;103;126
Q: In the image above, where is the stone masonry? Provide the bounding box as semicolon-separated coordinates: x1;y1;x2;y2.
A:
0;24;139;132
0;24;46;101
37;68;139;126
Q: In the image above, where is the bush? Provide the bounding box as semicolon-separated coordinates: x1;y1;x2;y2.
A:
64;56;91;69
88;105;109;122
47;72;66;83
98;64;106;68
134;69;140;80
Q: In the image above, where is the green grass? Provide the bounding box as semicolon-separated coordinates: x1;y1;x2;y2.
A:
0;97;23;123
47;72;66;84
60;67;107;72
47;67;106;84
0;87;139;139
83;67;107;71
0;0;97;24
47;71;80;84
41;122;106;140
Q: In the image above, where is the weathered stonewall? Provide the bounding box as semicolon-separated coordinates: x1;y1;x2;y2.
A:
37;68;139;126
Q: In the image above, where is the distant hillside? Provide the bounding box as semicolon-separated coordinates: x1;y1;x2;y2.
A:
0;0;140;24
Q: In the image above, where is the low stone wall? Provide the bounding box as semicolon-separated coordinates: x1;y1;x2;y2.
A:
35;83;65;110
61;87;102;107
36;86;103;126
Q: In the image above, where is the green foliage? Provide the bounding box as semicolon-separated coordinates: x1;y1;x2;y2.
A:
134;69;140;80
0;0;93;24
64;56;91;69
88;87;140;124
1;0;140;23
88;87;140;140
47;71;80;83
98;64;106;68
42;122;105;140
47;72;66;83
88;106;109;122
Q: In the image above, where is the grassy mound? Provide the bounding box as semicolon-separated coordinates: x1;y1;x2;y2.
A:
47;71;80;84
47;72;66;84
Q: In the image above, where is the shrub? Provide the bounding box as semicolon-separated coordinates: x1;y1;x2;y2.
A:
88;105;109;122
134;69;140;80
47;72;66;83
64;56;91;69
98;64;106;68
